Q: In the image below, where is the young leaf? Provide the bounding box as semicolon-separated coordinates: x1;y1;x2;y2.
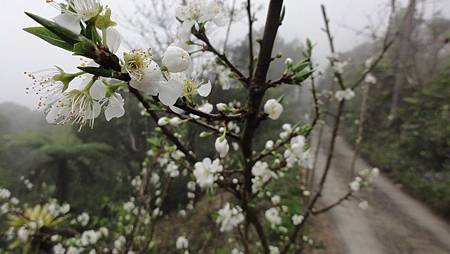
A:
73;38;98;59
25;12;80;44
23;27;74;51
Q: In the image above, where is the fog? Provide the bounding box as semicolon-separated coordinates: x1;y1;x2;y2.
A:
0;0;449;108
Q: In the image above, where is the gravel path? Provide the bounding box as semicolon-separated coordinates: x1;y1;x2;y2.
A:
312;129;450;254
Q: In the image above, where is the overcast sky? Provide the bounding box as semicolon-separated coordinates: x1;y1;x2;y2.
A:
1;0;449;108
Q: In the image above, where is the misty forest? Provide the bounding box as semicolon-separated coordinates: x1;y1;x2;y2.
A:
0;0;449;253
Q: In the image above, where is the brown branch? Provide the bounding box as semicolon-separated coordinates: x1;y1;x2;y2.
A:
170;111;241;141
239;1;285;253
129;86;196;164
194;32;249;85
312;191;352;215
321;5;346;90
247;0;255;79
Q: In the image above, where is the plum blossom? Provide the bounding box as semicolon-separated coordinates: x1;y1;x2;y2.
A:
193;158;223;189
269;246;280;254
103;93;125;121
215;137;229;158
265;207;282;226
124;49;162;95
364;73;377;84
162;45;192;73
77;212;90;226
284;135;310;168
44;89;101;128
176;0;226;40
264;99;284;120
335;88;355;101
158;77;212;107
176;236;189;250
80;230;100;246
0;188;11;199
292;214;304;225
251;161;275;193
25;67;82;110
51;0;101;34
349;178;361;192
216;203;244;232
53;244;66;254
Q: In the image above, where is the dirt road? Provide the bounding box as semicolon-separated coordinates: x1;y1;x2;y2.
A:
312;129;450;254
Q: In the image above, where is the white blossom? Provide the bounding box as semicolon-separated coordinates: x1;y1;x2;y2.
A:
264;99;284;120
80;230;100;246
231;248;244;254
271;195;281;205
216;203;245;232
125;49;162;95
335;88;355;101
292;214;304;226
215;137;229;158
0;188;11;199
114;236;126;250
51;0;100;34
53;244;66;254
176;236;189;250
17;227;31;242
265;207;282;226
269;246;280;254
162;45;192;73
158;117;170;126
77;212;90;226
176;0;226;40
364;73;377;84
349;180;361;192
193;158;223;189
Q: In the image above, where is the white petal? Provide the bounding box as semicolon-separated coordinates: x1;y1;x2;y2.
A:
177;20;195;42
169;105;185;114
106;28;121;53
197;81;212;97
158;79;183;106
86;101;102;120
198;102;213;113
89;80;106;100
46;106;61;124
105;94;125;121
129;62;162;95
162;46;191;73
54;13;81;34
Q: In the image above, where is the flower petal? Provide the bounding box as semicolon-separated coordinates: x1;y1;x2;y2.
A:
106;28;121;53
162;46;191;73
197;81;212;97
129;61;162;95
54;13;82;34
89;80;106;100
105;94;125;121
158;79;183;106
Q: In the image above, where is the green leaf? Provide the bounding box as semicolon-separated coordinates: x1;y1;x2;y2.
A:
292;60;310;73
78;66;114;77
23;27;74;51
78;66;130;81
293;70;314;83
84;22;102;44
25;12;80;45
73;38;98;58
